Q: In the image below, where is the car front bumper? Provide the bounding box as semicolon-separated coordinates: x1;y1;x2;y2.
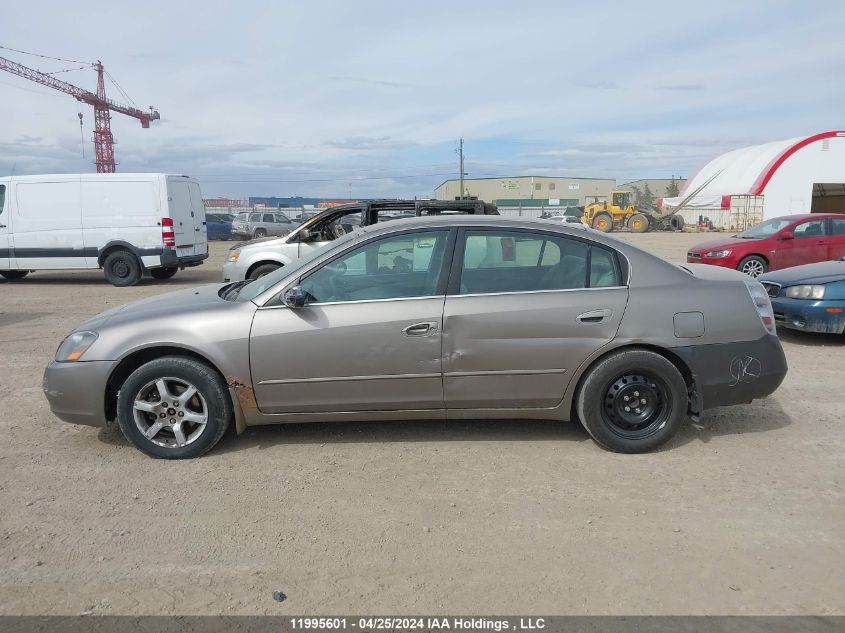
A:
674;333;788;413
221;258;247;282
686;253;741;270
770;297;845;334
43;360;114;427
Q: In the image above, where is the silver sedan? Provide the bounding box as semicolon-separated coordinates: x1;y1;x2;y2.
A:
44;216;787;458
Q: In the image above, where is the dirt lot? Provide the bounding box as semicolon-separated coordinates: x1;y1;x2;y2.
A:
1;233;843;615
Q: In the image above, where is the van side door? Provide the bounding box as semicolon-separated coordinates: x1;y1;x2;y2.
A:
13;179;83;269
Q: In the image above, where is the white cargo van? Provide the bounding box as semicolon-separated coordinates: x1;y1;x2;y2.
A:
0;173;208;286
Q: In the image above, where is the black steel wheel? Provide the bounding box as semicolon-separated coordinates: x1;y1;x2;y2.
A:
103;250;142;287
576;349;688;453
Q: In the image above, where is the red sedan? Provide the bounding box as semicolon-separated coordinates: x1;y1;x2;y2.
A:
687;214;845;277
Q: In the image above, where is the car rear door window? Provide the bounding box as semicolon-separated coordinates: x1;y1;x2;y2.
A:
831;218;845;236
793;220;827;238
299;230;449;303
458;229;620;294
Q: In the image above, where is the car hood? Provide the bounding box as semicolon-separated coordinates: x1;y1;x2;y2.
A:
688;236;750;252
231;235;290;250
76;284;232;331
759;260;845;285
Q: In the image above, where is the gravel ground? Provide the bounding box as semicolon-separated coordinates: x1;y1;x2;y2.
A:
0;233;842;615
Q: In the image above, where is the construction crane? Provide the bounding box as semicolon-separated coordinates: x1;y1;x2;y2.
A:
0;55;160;173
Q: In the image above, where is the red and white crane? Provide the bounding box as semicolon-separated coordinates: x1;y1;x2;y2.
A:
0;54;160;173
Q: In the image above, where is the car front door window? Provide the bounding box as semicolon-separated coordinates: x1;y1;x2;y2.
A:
299;230;449;303
793;220;826;239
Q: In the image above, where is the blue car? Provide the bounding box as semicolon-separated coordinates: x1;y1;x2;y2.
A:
206;213;234;240
759;257;845;334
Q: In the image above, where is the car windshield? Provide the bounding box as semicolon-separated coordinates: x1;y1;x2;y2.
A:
736;218;792;238
232;232;357;302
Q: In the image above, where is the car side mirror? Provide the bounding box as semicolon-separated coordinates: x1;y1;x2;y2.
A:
779;231;794;240
282;286;307;308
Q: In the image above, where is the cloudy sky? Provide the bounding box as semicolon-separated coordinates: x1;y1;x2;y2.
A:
2;1;843;199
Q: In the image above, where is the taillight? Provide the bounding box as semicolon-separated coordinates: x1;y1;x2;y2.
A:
161;217;175;247
745;280;776;335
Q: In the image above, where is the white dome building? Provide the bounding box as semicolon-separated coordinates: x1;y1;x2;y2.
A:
662;131;845;230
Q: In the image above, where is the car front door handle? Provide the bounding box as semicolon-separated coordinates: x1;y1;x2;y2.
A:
577;309;612;324
402;322;438;337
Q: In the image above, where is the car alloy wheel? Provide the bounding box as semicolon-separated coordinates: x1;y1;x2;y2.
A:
132;376;209;448
740;258;766;277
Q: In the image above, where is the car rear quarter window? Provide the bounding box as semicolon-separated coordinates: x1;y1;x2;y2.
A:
249;213;262;222
0;184;5;215
458;230;619;294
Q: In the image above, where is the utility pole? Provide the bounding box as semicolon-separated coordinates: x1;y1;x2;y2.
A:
456;137;465;200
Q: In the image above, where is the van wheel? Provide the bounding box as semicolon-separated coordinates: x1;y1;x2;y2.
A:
150;267;178;280
116;356;232;459
254;229;267;238
576;350;687;453
247;263;280;280
103;250;142;287
0;270;29;280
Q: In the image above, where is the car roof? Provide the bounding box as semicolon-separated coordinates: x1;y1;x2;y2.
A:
355;213;594;237
770;213;844;221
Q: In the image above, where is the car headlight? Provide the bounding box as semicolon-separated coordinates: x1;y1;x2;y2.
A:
228;249;241;262
785;284;826;300
55;331;99;362
705;249;732;258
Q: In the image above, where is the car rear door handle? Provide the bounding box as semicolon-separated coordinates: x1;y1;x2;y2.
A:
577;309;612;323
402;322;437;337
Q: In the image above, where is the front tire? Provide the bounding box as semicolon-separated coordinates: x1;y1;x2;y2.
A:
150;267;178;280
247;263;280;280
576;350;687;453
0;270;29;280
627;213;649;233
116;356;232;459
738;255;768;278
103;250;142;287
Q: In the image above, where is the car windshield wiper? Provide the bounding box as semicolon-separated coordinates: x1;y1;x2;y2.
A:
220;280;251;301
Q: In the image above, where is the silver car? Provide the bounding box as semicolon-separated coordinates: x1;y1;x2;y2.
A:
44;216;787;458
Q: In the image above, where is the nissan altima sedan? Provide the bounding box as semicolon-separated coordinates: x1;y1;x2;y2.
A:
44;216;788;458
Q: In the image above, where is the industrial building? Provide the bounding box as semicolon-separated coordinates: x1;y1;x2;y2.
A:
433;176;615;209
662;131;845;230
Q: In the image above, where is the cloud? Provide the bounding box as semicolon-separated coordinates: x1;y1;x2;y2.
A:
656;83;706;91
329;76;411;89
323;136;417;151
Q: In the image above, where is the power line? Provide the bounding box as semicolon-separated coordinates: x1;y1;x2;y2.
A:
0;44;93;66
45;64;91;76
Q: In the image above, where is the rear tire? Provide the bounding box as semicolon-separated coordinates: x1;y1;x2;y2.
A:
0;270;29;280
116;356;232;459
592;213;614;233
627;213;649;233
253;229;267;238
103;250;142;287
738;255;768;278
247;263;280;280
576;350;687;453
150;267;178;280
